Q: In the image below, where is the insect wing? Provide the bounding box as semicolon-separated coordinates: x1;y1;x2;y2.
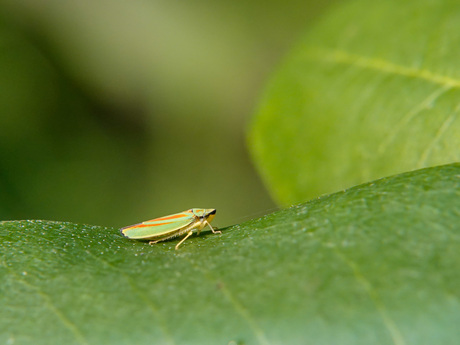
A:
120;210;196;239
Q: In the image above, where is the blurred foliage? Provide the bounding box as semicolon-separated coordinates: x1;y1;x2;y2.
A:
0;0;338;226
250;0;460;205
2;164;460;344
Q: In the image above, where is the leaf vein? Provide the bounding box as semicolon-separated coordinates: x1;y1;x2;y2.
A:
417;106;459;167
83;251;177;345
306;48;460;88
333;249;407;345
0;258;89;345
378;85;452;154
182;256;271;345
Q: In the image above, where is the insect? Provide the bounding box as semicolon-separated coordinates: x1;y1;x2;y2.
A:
120;208;220;250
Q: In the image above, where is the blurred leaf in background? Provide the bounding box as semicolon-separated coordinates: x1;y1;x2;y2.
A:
250;0;460;206
0;0;338;226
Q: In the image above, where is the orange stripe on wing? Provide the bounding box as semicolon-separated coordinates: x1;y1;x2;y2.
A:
128;221;175;229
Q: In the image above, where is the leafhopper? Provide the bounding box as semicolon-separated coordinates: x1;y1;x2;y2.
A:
120;208;220;250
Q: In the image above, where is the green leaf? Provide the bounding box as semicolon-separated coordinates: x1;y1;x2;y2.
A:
249;0;460;205
2;163;460;344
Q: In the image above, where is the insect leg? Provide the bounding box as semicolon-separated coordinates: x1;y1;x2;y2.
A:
175;231;194;250
206;221;222;234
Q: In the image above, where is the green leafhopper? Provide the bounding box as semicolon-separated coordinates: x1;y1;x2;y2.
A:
120;208;220;250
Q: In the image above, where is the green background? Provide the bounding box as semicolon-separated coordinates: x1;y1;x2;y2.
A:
0;0;336;226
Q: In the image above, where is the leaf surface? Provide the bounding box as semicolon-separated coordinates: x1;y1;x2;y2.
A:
2;164;460;344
